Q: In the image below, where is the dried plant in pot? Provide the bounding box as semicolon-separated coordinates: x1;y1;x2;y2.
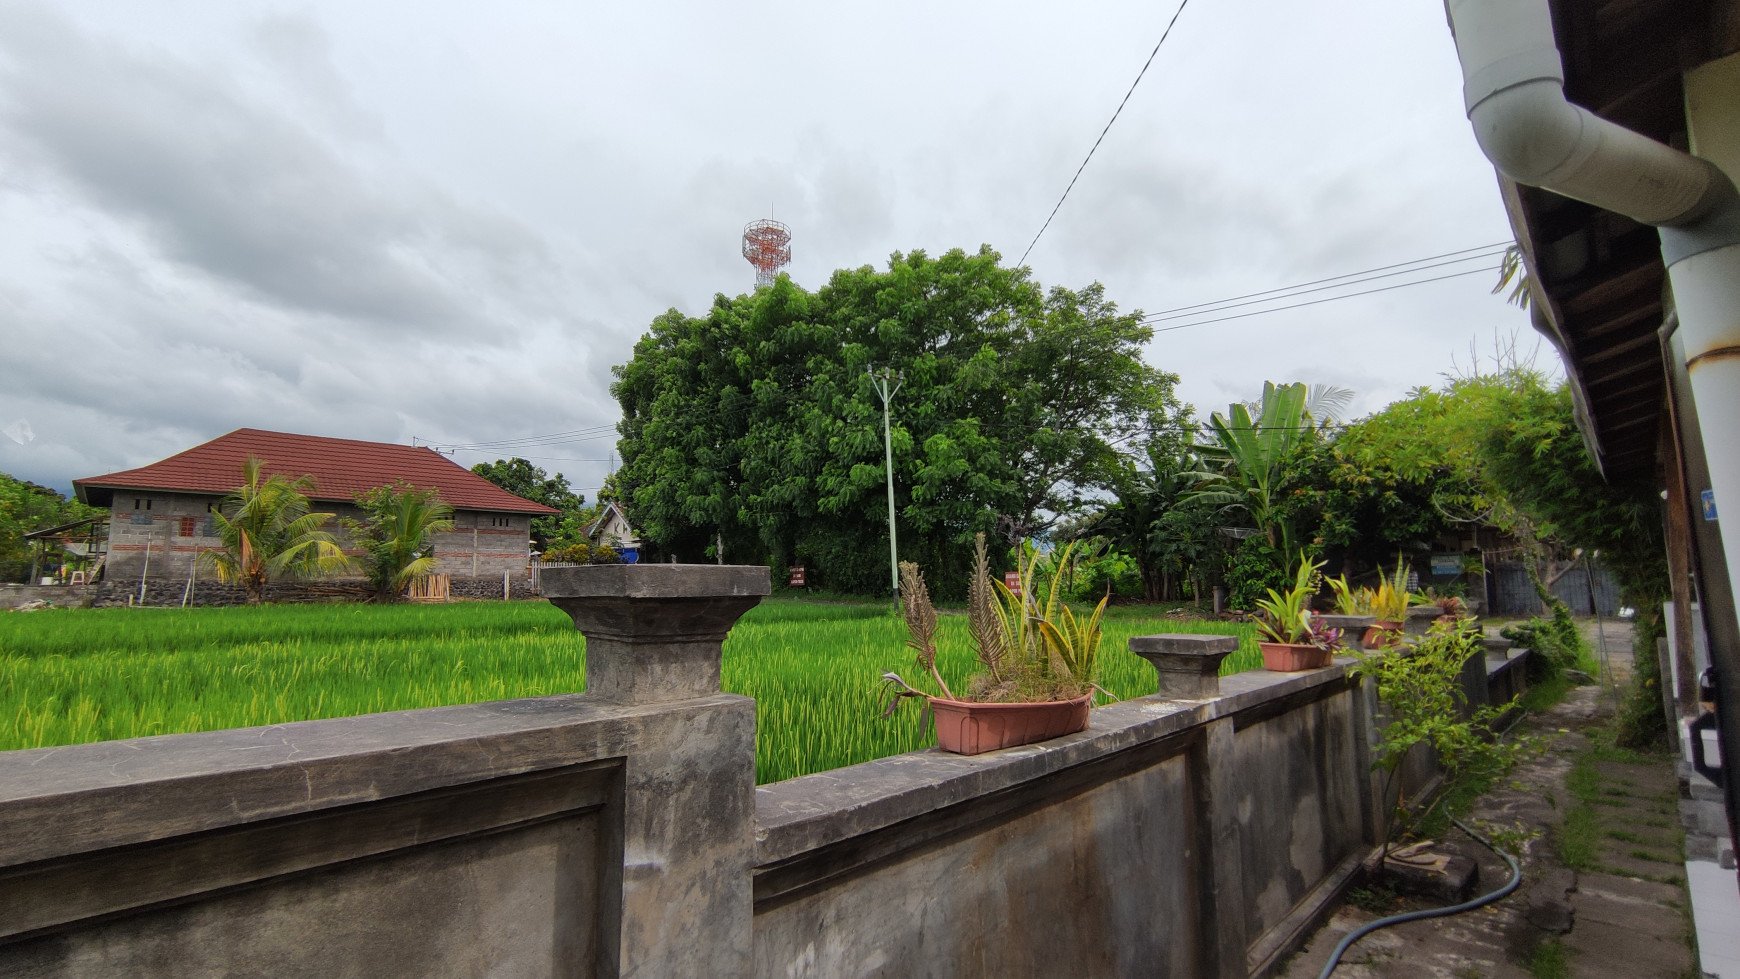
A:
879;534;1106;755
1255;558;1341;671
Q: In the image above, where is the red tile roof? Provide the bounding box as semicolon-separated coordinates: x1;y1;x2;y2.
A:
74;429;560;515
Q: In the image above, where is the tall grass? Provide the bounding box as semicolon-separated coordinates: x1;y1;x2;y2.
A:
0;599;1256;783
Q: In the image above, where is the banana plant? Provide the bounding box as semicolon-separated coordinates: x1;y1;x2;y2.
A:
1186;381;1314;560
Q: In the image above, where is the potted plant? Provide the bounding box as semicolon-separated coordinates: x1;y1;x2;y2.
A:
879;534;1106;755
1254;558;1342;671
1326;575;1375;616
1364;561;1418;649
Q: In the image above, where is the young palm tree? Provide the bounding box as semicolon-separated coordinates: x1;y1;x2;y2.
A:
199;457;351;604
348;483;455;602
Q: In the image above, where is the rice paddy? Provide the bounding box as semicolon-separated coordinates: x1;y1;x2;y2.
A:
0;598;1257;783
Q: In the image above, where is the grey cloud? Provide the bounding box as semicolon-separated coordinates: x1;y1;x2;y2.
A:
0;5;546;335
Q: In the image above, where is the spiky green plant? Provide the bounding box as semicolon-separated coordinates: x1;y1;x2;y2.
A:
1254;557;1322;644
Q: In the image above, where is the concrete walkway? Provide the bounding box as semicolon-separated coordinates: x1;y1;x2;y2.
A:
1279;678;1700;978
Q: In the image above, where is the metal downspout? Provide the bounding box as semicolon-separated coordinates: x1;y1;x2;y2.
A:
1446;0;1740;877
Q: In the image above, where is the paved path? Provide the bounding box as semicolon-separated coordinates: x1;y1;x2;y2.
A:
1280;679;1698;978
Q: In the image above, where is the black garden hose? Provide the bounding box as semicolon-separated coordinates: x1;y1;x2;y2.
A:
1316;817;1522;979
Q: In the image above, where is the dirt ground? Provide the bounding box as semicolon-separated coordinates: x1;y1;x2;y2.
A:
1279;621;1702;979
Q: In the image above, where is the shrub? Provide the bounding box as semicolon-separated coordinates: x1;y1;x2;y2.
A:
1225;539;1287;610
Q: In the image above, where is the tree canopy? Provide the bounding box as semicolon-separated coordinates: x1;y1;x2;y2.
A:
469;457;594;551
0;472;102;582
611;246;1183;595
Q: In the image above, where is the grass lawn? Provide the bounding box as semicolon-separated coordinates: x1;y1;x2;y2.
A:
0;598;1257;783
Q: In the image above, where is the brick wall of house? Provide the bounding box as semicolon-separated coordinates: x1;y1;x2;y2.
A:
101;492;532;591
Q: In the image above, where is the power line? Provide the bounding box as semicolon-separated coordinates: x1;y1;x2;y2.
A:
1152;264;1503;333
1016;0;1194;267
1139;244;1511;324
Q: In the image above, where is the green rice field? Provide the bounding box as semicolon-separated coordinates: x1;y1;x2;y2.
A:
0;599;1257;783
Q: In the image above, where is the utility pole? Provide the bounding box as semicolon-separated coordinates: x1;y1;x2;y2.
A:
868;368;904;601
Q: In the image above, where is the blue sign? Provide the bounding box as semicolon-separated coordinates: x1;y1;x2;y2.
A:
1703;490;1719;522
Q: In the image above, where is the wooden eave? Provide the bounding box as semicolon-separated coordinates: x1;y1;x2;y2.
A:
1500;0;1740;479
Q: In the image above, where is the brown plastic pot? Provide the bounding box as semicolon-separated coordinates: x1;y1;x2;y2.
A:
1362;621;1404;649
1259;642;1334;672
928;692;1092;755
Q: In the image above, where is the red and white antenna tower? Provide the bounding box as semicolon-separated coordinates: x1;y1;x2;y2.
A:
742;218;791;288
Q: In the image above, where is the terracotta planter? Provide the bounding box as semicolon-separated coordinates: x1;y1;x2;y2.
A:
929;693;1092;755
1259;642;1334;672
1362;621;1404;648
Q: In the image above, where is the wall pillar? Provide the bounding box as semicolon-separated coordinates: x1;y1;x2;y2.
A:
544;564;769;977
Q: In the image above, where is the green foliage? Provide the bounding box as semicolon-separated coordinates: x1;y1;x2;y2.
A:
1616;610;1669;748
469;458;596;551
1189;381;1320;559
1500;603;1589;685
1225;538;1286;610
1253;557;1321;644
343;483;455;602
0;472;103;583
1090;441;1222;601
0;599;1259;783
1305;384;1488;569
1352;621;1529;846
611;248;1182;597
1061;547;1142;603
541;541;621;564
198;457;350;604
1527;939;1570;979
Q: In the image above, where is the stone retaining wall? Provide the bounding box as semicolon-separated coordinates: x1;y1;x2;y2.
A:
0;566;1531;978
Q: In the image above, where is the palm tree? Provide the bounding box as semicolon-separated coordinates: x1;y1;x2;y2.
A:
199;457;351;604
1188;381;1316;558
348;483;456;602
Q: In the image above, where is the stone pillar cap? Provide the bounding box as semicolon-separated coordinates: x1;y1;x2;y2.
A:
1316;614;1376;627
1129;633;1240;655
540;564;772;600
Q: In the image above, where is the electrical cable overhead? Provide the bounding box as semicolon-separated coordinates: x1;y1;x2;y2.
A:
1016;0;1194;268
1139;243;1512;324
1150;264;1504;333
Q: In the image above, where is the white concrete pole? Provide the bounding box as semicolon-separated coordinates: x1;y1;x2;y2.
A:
869;369;904;598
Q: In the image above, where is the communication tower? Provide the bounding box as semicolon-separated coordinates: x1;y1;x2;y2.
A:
742;219;792;288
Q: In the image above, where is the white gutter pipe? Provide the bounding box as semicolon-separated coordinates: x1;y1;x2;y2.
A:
1448;0;1740;617
1449;0;1740;859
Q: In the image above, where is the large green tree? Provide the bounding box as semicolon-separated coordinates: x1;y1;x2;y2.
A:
611;246;1182;595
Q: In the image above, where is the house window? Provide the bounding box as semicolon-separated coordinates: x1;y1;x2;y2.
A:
178;517;197;538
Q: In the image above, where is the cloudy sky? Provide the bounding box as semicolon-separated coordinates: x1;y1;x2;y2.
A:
0;0;1539;500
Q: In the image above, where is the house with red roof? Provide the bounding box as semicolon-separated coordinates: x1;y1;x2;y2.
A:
74;429;559;599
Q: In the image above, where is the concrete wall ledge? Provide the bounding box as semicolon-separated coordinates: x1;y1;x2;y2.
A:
0;691;750;868
755;660;1355;867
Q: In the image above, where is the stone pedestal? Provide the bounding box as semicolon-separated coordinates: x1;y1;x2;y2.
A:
1129;633;1240;699
542;564;771;705
1405;605;1445;635
1317;614;1376;651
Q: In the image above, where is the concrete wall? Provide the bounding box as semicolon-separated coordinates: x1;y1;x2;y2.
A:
0;566;1531;978
752;667;1371;979
0;565;768;978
